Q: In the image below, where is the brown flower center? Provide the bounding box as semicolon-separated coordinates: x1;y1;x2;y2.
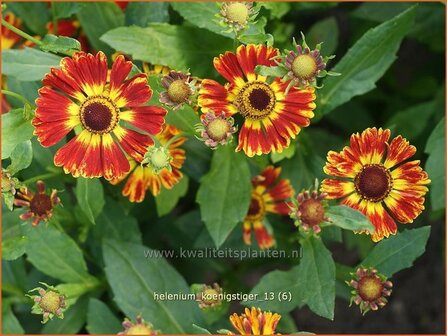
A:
80;96;119;134
291;54;318;80
39;291;62;314
225;2;249;25
206;118;230;142
167;79;192;103
358;275;384;302
299;198;325;226
236;81;276;120
246;192;266;221
30;193;52;216
354;164;392;202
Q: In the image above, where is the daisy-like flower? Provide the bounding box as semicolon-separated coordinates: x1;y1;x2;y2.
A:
243;166;294;249
1;12;22;49
229;307;281;335
33;52;167;180
13;180;61;226
195;111;237;149
198;44;316;157
321;128;430;242
160;71;195;110
119;315;159;335
347;267;393;315
27;283;66;324
195;283;223;309
111;125;186;202
219;2;257;32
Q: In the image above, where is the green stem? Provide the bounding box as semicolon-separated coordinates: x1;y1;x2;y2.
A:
1;90;34;108
22;171;63;185
1;18;42;46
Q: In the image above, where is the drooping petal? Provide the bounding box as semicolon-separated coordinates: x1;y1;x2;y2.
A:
101;133;131;180
384;189;425;224
384;135;417;169
121;165;150;203
321;179;355;199
253;221;275;249
120;105;167;135
114;126;153;162
243;220;252;245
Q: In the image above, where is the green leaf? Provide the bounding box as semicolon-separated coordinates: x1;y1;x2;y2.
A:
2;304;24;334
7;140;33;175
25;225;92;284
255;65;288;78
40;34;81;54
276;313;299;334
77;2;125;54
56;280;99;307
156;176;189;217
75;178;105;225
271;142;296;163
7;2;50;35
41;296;88;334
197;145;251;247
1;109;34;159
86;298;122;334
325;205;375;233
425;118;445;211
260;2;291;19
52;2;81;20
102;239;203;333
192;324;212;334
2;219;28;261
2;48;61;82
317;6;416;117
238;17;269;45
125;2;169;26
361;226;431;277
100;24;233;78
307;17;339;55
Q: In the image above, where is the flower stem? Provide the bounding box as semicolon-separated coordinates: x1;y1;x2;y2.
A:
1;90;34;108
22;171;63;185
1;18;42;46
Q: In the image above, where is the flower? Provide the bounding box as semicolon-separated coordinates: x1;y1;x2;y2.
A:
347;267;393;315
1;12;22;49
195;283;223;309
243;166;294;249
198;44;316;157
13;180;61;226
27;283;66;324
321;128;430;242
142;63;171;76
219;2;257;32
229;307;281;335
290;183;329;234
160;71;195;110
33;52;167;180
119;315;159;335
111;125;186;202
195;111;237;149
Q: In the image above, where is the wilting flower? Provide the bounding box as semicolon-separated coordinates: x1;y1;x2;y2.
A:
243;166;294;249
160;71;195;110
229;307;281;335
321;128;430;242
33;52;167;180
195;111;237;149
111;125;186;202
290;182;330;234
218;2;257;32
14;180;60;226
27;283;66;324
1;12;22;49
119;315;159;335
195;283;223;309
347;267;393;315
199;44;316;157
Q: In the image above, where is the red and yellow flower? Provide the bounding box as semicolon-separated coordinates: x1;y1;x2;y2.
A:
111;125;186;202
198;44;316;157
321;128;430;242
1;12;22;49
229;307;281;335
33;52;167;180
243;166;294;249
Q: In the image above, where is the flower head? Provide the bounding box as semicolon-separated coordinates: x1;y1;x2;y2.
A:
13;180;61;226
199;44;316;157
218;2;257;32
195;111;237;149
321;128;430;242
195;283;223;309
243;166;294;249
229;307;281;335
347;267;393;315
27;283;66;324
160;71;195;110
33;51;167;180
111;125;186;202
119;315;159;335
142;63;171;76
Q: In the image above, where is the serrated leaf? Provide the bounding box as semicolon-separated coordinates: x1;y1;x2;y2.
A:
1;109;34;159
361;226;431;277
1;48;61;82
424;118;445;211
86;298;122;334
7;140;32;175
156;176;189;217
40;34;81;54
317;6;416;117
325;205;375;233
102;239;203;333
75;178;105;224
197;145;251;247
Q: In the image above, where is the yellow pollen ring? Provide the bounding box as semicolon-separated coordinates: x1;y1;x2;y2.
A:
236;81;276;120
246;192;266;221
79;95;119;134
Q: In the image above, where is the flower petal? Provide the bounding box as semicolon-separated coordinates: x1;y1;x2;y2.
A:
384;189;425;224
321;178;355;199
213;51;245;84
350;128;390;165
112;73;151;108
253;221;275;249
384;135;417;169
101;133;131;180
109;54;133;98
198;79;236;115
120;105;167;135
122;165;150;203
236;44;278;81
114;126;153;162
